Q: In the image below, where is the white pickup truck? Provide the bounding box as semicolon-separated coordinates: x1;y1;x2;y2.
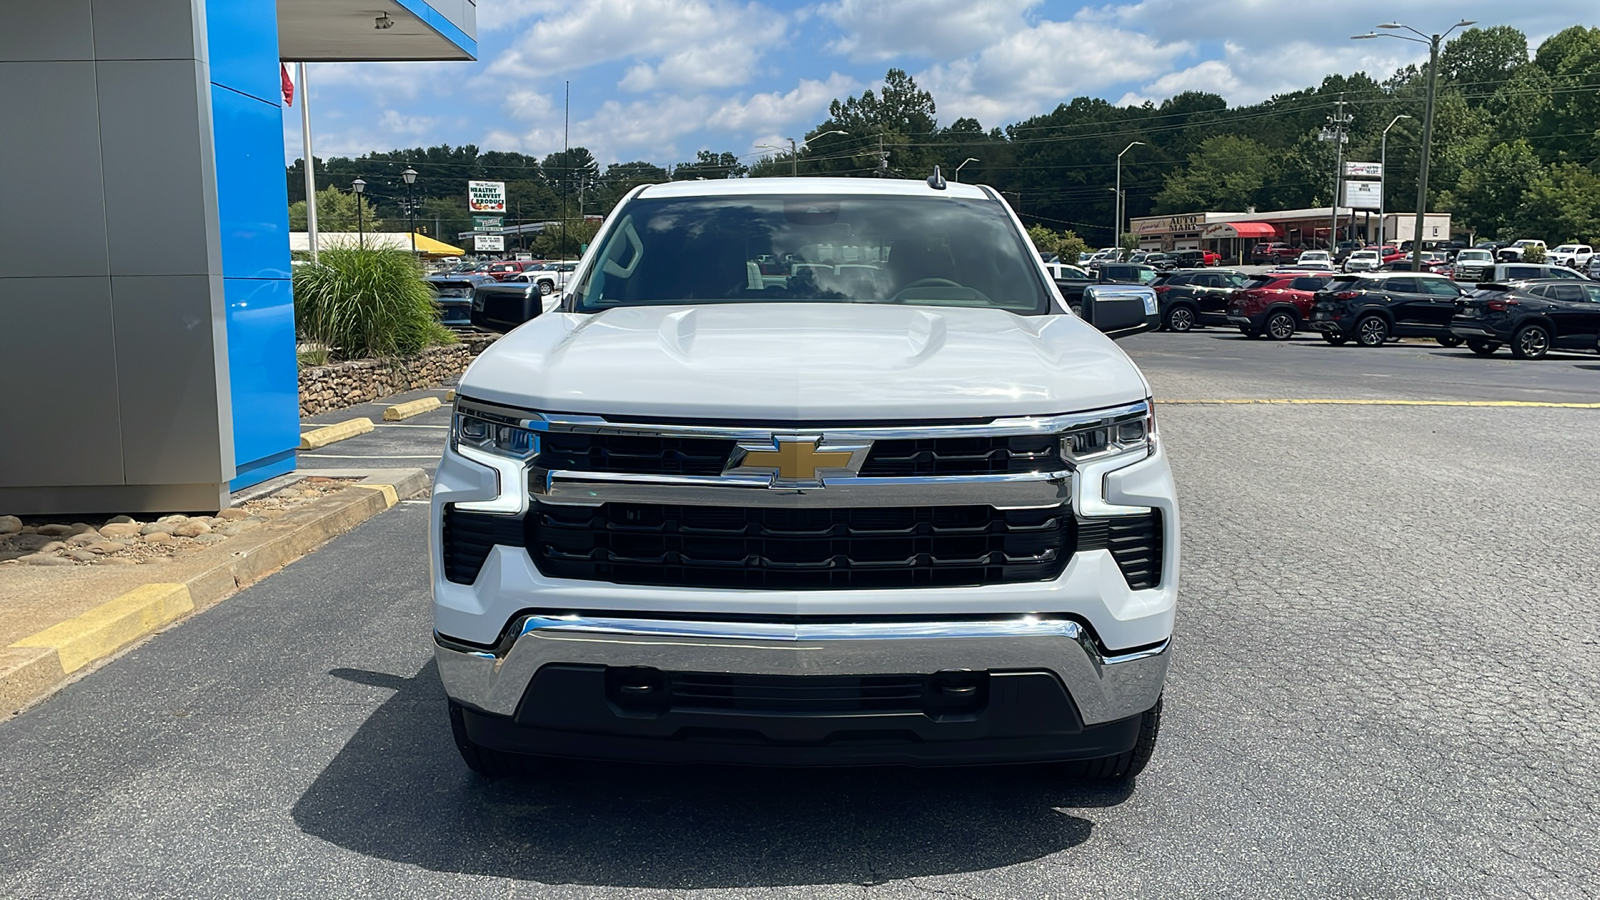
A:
432;176;1176;779
1497;239;1547;262
1547;244;1594;269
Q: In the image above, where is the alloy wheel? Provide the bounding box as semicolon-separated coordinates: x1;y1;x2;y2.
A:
1266;312;1296;340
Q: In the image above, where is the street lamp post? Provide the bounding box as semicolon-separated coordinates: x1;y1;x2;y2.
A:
759;130;848;177
1354;19;1476;268
1378;115;1412;250
351;177;366;249
954;157;979;183
401;166;418;255
1116;142;1144;249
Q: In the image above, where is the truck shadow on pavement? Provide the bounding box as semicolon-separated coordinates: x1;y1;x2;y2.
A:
292;662;1131;888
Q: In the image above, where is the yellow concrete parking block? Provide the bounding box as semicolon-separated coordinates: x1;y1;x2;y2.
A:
445;389;456;402
351;482;401;509
298;418;374;450
383;397;442;421
11;584;194;674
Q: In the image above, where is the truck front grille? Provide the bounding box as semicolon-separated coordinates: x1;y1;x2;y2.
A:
605;669;988;715
536;433;734;476
441;506;526;584
859;435;1064;476
1076;510;1164;590
527;501;1073;589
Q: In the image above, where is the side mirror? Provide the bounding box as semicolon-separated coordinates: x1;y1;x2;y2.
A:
1080;284;1159;339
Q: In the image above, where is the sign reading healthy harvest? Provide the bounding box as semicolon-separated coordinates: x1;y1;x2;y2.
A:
468;181;506;213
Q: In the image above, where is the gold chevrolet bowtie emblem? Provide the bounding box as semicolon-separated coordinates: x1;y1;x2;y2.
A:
732;436;867;483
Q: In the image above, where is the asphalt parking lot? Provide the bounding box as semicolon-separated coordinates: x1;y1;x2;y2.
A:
2;331;1597;898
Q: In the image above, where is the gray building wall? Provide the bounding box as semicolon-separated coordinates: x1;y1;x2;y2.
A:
0;0;235;514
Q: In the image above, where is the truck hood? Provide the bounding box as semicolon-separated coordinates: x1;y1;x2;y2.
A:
460;303;1147;420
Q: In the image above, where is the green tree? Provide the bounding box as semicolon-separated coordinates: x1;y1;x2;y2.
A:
532;218;602;259
671;150;748;180
1154;135;1276;213
811;69;939;176
289;186;382;232
1516;164;1600;243
1446;138;1543;237
1439;26;1530;99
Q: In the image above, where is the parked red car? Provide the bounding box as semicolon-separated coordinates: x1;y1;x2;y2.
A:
1224;271;1337;340
1249;243;1300;265
483;260;541;282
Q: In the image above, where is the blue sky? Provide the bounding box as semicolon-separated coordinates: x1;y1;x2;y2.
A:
284;2;1575;169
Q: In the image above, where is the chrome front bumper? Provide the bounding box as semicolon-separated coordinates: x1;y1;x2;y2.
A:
436;614;1169;726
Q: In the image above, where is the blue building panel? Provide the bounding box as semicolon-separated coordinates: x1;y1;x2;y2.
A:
222;276;299;491
204;0;283;105
209;84;291;280
206;0;299;491
395;0;478;57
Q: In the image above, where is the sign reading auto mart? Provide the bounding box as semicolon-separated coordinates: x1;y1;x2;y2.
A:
1343;162;1382;178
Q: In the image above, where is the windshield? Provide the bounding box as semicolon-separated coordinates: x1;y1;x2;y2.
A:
1457;251;1492;262
573;194;1053;315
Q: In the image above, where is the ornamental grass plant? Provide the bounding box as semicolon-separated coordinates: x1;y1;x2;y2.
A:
292;248;455;360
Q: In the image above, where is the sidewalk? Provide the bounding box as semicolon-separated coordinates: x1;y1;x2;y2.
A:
1;377;457;716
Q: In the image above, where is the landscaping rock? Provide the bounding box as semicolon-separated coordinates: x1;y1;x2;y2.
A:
36;524;75;537
157;515;190;525
38;541;66;553
173;521;212;538
192;533;228;546
18;553;74;566
66;550;98;563
139;522;176;536
6;534;51;552
104;515;135;525
141;532;175;545
217;509;251;521
99;523;143;539
0;515;22;535
85;541;125;554
66;532;102;547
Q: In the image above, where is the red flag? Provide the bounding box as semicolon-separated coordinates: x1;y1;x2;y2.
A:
281;63;295;107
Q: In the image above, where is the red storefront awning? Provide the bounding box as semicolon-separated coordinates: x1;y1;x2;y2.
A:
1202;222;1279;239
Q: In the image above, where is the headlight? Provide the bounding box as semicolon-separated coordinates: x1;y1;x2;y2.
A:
1060;404;1155;465
452;406;539;459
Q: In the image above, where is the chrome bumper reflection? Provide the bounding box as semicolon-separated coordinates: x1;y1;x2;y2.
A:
436;614;1169;726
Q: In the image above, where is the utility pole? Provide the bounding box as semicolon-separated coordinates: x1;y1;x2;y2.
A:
874;133;889;177
1323;94;1352;251
561;79;569;258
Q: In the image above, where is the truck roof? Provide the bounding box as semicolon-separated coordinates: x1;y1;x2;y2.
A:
635;177;995;201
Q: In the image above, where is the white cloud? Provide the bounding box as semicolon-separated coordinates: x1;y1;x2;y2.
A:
485;0;786;93
707;73;857;133
819;0;1041;62
916;19;1191;124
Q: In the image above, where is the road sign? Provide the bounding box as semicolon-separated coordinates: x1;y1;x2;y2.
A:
1344;180;1381;210
1344;161;1382;178
468;181;505;213
472;215;502;231
474;234;505;252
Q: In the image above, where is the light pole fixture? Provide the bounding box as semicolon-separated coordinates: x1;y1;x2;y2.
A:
955;157;979;183
1116;141;1144;247
1353;19;1476;268
1378;115;1412;249
401;166;418;255
351;177;366;250
760;130;848;177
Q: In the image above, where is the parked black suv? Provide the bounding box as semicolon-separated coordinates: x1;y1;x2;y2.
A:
1152;269;1249;332
1309;272;1469;347
1451;280;1600;358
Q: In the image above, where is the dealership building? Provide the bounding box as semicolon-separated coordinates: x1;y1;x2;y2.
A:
1130;207;1454;262
0;2;476;515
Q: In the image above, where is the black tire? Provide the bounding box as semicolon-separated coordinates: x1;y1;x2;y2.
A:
1164;305;1197;333
1467;338;1500;356
1321;332;1349;346
1511;323;1551;359
449;701;532;778
1238;326;1259;338
1063;696;1162;780
1355;314;1389;347
1264;310;1297;341
1069;303;1083;318
537;281;554;296
1435;335;1463;348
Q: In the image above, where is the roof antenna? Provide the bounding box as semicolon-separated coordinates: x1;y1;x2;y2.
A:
926;166;946;190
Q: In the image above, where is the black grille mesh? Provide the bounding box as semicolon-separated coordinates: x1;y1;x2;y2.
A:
441;506;527;584
537;433;734;476
528;502;1072;589
860;434;1064;476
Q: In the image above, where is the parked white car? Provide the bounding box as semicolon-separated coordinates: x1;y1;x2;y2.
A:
433;177;1175;779
1344;249;1381;272
1297;250;1332;266
1497;239;1547;262
1548;244;1594;269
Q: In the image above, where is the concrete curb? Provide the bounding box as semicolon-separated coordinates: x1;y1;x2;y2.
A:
2;469;429;716
383;397;442;421
300;417;374;450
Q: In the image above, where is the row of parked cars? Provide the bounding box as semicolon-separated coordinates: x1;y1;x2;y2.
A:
1050;258;1600;360
425;259;578;328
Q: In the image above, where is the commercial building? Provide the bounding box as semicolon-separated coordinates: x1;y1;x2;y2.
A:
0;1;476;515
1130;207;1452;262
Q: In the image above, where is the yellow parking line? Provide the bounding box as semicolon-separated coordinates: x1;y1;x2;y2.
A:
1160;399;1600;408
